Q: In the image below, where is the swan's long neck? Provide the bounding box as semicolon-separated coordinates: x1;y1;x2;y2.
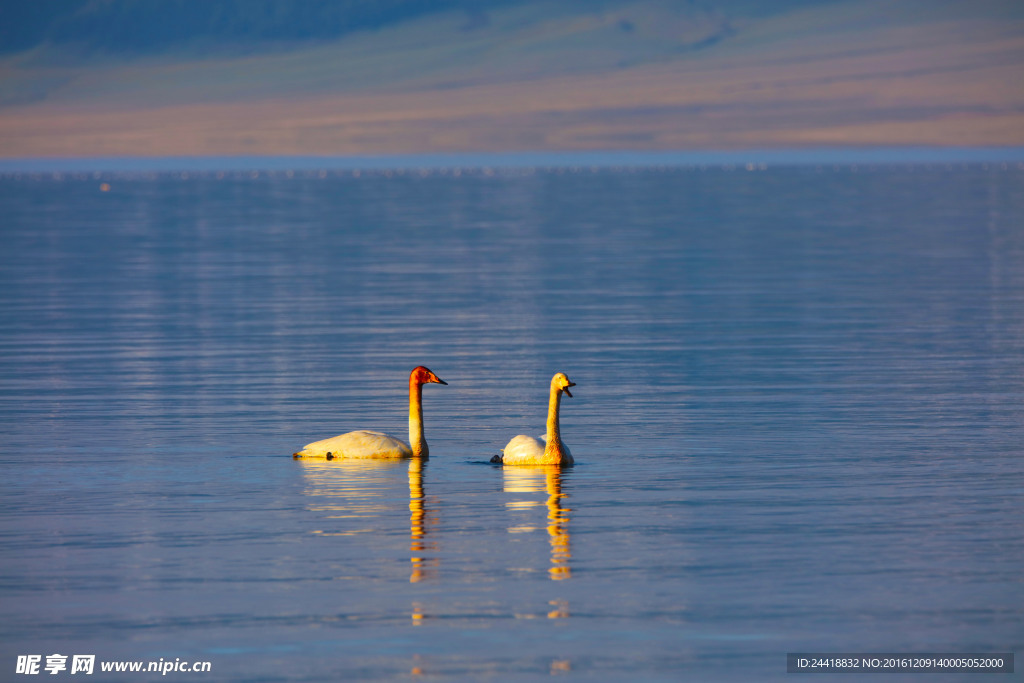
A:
543;386;564;458
409;379;427;457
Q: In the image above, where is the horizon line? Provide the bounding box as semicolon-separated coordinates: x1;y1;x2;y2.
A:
3;147;1024;173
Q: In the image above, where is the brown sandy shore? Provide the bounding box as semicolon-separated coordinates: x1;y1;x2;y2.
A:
1;0;1022;158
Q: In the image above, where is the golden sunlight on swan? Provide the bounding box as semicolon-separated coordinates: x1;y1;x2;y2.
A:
493;373;575;466
293;366;446;460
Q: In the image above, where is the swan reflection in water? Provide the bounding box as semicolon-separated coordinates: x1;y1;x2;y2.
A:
503;466;572;583
299;458;403;536
298;457;438;586
407;457;439;584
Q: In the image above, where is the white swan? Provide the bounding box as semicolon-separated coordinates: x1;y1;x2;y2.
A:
494;373;575;466
293;366;447;459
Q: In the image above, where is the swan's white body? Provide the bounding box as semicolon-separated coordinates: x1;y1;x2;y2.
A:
499;373;575;466
502;435;573;465
297;430;413;459
293;366;446;460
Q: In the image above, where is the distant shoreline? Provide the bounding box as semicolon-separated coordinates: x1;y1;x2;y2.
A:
3;148;1024;174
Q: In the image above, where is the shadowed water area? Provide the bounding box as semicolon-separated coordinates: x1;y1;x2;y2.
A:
1;165;1022;680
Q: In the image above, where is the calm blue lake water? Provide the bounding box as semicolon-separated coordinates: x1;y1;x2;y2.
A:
1;164;1022;681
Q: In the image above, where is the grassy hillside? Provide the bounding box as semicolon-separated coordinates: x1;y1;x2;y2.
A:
0;0;1022;156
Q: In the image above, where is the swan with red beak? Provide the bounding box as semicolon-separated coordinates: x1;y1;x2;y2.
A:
293;366;447;459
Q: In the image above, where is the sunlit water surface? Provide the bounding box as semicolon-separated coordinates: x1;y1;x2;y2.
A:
2;166;1022;681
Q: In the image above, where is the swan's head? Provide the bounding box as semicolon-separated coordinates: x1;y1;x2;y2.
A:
411;366;448;386
551;372;575;398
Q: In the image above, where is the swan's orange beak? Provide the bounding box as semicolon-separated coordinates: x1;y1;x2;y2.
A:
429;373;448;385
563;382;575;398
